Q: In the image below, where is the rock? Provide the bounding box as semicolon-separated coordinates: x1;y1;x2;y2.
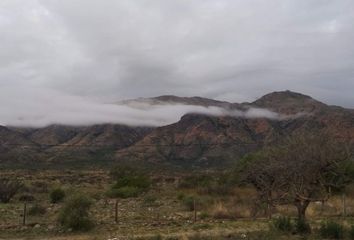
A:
34;224;40;228
47;225;55;230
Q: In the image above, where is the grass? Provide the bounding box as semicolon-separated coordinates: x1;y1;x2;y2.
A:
1;169;354;239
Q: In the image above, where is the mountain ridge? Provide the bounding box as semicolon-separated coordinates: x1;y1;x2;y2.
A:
1;90;353;168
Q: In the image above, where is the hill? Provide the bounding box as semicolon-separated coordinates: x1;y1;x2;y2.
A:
116;91;354;167
0;91;353;168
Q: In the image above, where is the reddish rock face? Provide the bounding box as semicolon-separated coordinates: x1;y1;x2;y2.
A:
116;91;354;167
1;91;353;168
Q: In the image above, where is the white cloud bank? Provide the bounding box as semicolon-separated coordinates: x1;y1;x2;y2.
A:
0;87;288;128
1;0;354;108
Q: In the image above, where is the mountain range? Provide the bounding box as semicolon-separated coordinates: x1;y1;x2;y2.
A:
0;90;353;169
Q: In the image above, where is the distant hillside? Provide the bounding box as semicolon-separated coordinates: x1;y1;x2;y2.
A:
0;91;353;168
116;91;354;167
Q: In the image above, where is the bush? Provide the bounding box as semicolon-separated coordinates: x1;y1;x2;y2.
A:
58;194;94;231
271;216;292;232
31;181;48;193
110;166;151;189
108;165;151;199
0;178;23;203
177;192;185;200
150;234;162;240
178;174;232;195
19;194;35;202
179;175;213;189
211;202;232;219
50;188;65;203
199;211;209;220
349;225;354;240
319;220;344;239
28;203;46;216
295;218;311;234
181;195;195;211
113;174;151;190
143;195;158;206
106;186;142;199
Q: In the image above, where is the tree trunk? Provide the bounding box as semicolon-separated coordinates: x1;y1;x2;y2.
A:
342;193;347;217
295;199;310;221
267;191;273;219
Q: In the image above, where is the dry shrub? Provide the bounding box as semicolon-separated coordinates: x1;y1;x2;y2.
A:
31;181;48;193
211;202;233;219
276;204;297;217
229;195;253;218
232;187;256;199
330;196;354;217
233;204;251;218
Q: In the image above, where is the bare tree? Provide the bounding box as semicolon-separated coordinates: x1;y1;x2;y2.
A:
0;178;23;203
238;132;352;221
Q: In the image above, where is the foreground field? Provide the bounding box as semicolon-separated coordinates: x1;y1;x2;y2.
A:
1;170;354;239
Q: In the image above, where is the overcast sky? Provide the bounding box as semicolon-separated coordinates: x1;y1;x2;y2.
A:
0;0;354;126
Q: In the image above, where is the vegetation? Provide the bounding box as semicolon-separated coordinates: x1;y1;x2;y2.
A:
58;193;94;231
319;220;344;239
107;165;151;199
271;216;292;232
1;169;354;239
0;131;353;239
349;225;354;239
237;132;352;221
294;217;311;234
50;188;66;203
181;195;196;211
178;173;233;195
28;203;46;216
0;178;22;203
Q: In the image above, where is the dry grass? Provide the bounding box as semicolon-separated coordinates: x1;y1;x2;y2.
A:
210;202;232;219
2;170;354;239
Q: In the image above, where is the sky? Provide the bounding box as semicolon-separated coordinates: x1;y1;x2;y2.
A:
0;0;354;127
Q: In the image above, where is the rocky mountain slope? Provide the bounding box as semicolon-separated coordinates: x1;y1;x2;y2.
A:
1;91;353;168
116;91;354;167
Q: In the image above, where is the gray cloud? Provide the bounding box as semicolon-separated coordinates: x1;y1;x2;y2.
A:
0;0;353;126
0;86;292;127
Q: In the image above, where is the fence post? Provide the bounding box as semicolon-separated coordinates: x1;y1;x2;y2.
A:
22;203;27;226
115;199;118;223
193;199;197;223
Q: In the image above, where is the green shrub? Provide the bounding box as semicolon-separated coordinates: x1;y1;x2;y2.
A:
181;195;195;211
349;225;354;239
28;203;46;216
110;166;151;189
0;178;23;203
106;186;142;199
58;194;94;231
178;174;233;196
143;195;158;206
150;234;162;240
295;218;311;234
50;188;65;203
113;175;151;190
179;175;213;189
319;220;344;239
108;165;151;199
199;211;209;220
177;192;185;200
271;216;292;232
